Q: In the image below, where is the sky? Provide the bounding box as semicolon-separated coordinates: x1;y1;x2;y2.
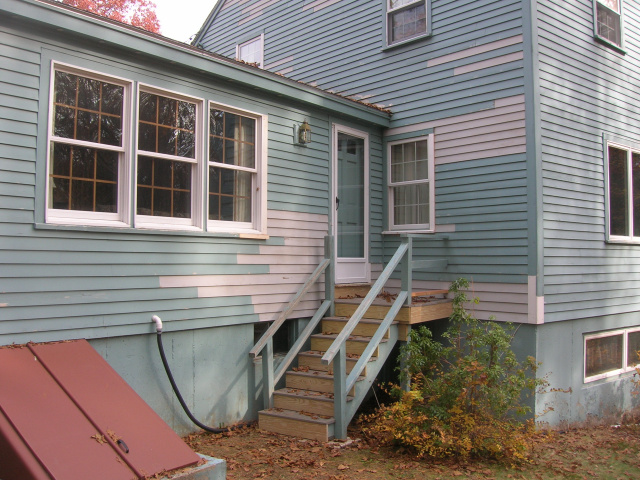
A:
151;0;219;43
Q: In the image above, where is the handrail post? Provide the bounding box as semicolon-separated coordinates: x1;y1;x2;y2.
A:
333;343;347;440
262;337;275;409
325;235;335;317
400;235;412;307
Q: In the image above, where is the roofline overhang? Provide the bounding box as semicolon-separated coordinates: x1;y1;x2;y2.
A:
0;0;391;128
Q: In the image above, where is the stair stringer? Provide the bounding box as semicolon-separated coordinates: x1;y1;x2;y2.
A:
343;323;399;427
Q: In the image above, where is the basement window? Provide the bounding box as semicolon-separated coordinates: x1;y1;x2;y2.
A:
584;327;640;382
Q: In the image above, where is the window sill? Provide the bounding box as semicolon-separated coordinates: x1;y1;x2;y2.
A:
382;33;432;52
34;222;269;240
383;229;435;235
594;35;626;55
606;237;640;245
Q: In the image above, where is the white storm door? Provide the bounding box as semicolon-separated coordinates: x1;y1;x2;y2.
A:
333;124;370;284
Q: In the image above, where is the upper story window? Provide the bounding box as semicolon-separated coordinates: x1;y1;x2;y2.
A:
47;66;131;227
387;0;428;47
606;142;640;242
47;63;267;235
388;135;435;232
236;35;264;68
594;0;623;49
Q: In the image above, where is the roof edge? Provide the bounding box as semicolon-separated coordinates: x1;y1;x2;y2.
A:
1;0;391;126
191;0;225;48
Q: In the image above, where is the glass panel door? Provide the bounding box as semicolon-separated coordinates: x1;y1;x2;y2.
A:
333;125;369;284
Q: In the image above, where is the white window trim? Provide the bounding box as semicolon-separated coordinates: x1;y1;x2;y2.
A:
134;83;205;232
605;140;640;244
46;62;133;228
385;0;430;48
387;134;435;233
593;0;624;51
207;101;268;236
584;327;640;383
236;34;264;68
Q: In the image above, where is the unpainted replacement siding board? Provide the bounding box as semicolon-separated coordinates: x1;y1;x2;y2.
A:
538;0;640;322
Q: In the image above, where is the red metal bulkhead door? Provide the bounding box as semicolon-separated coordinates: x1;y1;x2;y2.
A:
0;346;137;480
29;340;200;477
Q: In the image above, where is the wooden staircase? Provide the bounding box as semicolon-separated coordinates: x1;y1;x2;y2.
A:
252;235;452;442
258;313;399;441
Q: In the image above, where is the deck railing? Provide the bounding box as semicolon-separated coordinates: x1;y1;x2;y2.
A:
250;236;335;409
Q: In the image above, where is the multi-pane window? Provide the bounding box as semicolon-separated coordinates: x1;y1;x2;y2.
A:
137;91;198;223
584;328;640;382
387;0;428;46
388;136;434;231
595;0;622;48
47;64;266;234
48;68;128;224
237;35;263;68
209;108;257;227
607;144;640;241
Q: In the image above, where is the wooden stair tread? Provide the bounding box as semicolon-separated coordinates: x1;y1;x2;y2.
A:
260;408;334;425
298;350;372;362
335;297;452;306
274;387;354;402
311;333;388;343
411;289;449;297
286;369;364;381
323;316;398;325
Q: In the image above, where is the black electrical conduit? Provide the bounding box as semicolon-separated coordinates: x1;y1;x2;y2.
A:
152;315;251;433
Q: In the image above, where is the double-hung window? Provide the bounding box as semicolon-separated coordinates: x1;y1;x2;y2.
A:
136;88;202;230
47;66;131;226
594;0;623;49
606;142;640;242
208;105;263;233
386;0;428;47
47;63;267;235
388;135;435;231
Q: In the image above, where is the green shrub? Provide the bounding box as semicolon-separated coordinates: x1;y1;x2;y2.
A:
362;278;545;462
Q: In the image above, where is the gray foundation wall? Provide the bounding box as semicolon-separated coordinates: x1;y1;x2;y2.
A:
90;324;259;436
536;317;640;427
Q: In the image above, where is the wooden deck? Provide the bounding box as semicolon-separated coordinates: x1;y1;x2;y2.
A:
334;288;453;341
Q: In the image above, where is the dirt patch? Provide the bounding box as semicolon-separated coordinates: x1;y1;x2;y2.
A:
184;421;640;480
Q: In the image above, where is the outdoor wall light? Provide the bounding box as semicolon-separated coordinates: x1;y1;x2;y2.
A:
296;120;312;145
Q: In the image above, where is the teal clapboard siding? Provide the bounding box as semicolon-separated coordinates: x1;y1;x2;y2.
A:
199;0;531;293
0;0;387;346
537;0;640;322
196;0;525;128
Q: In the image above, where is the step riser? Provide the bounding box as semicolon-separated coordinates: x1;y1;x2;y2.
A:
310;337;378;357
335;303;386;320
321;319;389;339
273;394;335;417
297;356;364;376
259;413;330;442
286;373;355;396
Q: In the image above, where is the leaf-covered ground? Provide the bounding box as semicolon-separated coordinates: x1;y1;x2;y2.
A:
184;421;640;480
